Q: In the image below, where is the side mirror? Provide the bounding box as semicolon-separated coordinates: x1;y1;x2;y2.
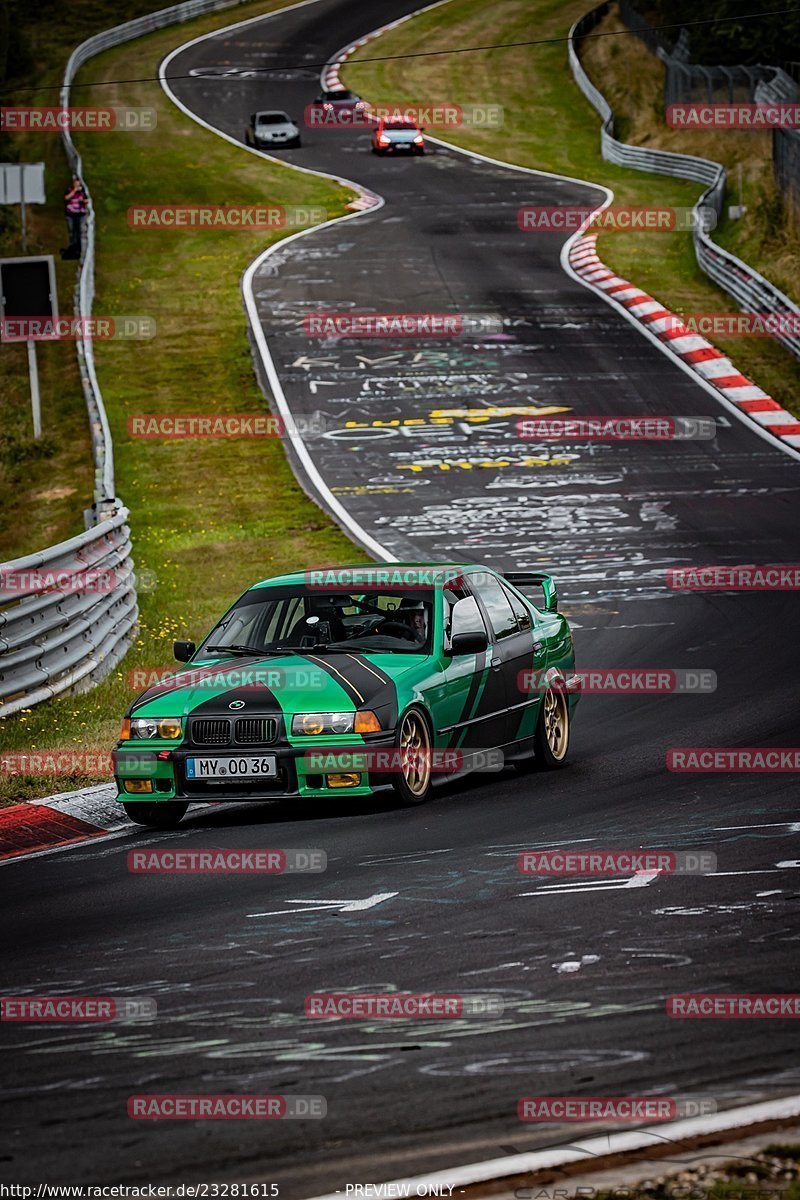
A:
450;630;488;655
173;639;195;663
446;596;489;656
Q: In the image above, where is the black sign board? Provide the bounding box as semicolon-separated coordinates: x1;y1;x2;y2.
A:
0;255;57;321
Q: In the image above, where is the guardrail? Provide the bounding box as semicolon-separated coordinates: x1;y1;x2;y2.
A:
0;511;138;717
569;3;800;361
1;0;249;719
60;0;247;505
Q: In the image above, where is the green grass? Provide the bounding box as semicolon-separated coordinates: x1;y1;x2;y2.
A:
0;0;212;561
344;0;800;416
0;0;368;805
0;150;96;559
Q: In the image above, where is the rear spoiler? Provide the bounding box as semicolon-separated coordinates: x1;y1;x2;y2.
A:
503;571;559;613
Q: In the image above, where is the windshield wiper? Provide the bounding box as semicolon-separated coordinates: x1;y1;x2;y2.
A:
276;642;357;653
204;643;290;656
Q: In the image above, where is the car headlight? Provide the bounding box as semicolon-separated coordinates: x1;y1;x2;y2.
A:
120;717;182;740
292;711;381;736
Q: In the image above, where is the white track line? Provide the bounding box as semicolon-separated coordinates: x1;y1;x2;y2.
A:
159;0;397;560
305;1095;800;1199
329;10;800;465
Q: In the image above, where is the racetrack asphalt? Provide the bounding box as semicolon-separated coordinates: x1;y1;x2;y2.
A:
2;0;800;1192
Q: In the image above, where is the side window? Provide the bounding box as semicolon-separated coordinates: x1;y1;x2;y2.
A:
469;574;518;640
263;597;303;643
500;581;533;632
443;584;470;643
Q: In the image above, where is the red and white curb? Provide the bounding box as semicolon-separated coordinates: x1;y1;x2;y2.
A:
0;783;124;862
327;13;800;463
305;1094;800;1200
570;233;800;451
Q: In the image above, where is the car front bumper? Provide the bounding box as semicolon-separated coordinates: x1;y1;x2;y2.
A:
113;733;398;803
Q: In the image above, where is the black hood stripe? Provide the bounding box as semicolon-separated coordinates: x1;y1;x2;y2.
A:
305;654;365;706
128;654;282;716
189;678;283;717
344;653;393;689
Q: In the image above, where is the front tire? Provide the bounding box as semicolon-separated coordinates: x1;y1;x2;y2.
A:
122;801;188;828
391;707;433;806
533;684;570;768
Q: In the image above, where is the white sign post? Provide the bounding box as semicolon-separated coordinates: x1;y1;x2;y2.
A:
27;338;42;438
0;164;46;252
0;255;58;440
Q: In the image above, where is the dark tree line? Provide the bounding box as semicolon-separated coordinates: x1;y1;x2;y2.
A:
638;0;800;65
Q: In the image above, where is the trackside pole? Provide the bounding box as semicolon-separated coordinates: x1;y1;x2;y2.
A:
27;338;41;438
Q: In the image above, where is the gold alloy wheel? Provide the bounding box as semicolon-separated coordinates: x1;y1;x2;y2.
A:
399;709;432;797
543;687;569;761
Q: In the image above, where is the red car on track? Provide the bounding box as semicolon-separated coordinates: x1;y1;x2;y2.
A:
371;117;426;155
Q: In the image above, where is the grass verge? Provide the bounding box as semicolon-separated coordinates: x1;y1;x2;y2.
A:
344;0;800;417
0;0;368;805
0;0;217;560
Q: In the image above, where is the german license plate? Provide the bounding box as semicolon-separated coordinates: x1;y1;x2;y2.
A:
186;755;277;779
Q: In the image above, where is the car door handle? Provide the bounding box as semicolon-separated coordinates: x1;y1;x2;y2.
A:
491;657;502;669
532;642;544;655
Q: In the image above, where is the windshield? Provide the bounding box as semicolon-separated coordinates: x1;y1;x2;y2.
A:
199;587;434;656
257;112;290;124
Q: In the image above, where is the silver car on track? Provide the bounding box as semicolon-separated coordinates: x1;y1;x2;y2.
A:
246;110;301;149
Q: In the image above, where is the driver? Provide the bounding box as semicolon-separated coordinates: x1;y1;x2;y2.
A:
402;601;428;646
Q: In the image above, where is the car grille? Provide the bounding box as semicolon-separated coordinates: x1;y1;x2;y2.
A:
191;718;230;746
235;717;277;745
189;716;278;747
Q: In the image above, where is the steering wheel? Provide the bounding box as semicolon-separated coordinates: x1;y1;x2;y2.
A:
372;620;417;642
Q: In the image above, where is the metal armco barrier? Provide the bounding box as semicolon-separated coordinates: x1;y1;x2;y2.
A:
569;3;800;361
1;0;248;718
0;511;137;717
